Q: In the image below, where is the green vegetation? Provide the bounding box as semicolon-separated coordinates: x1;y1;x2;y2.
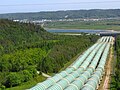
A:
6;75;46;90
45;20;120;30
111;36;120;90
0;19;54;89
1;9;120;20
0;19;99;89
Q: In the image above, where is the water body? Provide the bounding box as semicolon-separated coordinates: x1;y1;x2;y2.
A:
47;29;110;33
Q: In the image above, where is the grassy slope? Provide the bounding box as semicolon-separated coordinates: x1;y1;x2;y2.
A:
6;75;46;90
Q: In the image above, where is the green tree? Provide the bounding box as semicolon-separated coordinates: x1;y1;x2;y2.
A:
5;72;22;87
21;70;32;82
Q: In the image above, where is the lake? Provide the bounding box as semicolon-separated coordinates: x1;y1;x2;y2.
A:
46;29;110;33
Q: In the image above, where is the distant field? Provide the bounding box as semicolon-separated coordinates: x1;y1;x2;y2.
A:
44;20;120;30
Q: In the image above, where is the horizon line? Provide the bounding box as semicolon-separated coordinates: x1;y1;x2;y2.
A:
0;8;120;14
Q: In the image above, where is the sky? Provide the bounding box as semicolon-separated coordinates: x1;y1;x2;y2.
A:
0;0;120;14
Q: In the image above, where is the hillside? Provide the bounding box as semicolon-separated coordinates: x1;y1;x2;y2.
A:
0;19;54;55
0;9;120;20
0;19;99;89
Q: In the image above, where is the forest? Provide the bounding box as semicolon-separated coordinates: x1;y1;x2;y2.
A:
0;9;120;20
0;19;99;89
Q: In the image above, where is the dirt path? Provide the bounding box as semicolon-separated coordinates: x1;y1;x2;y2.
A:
42;72;51;78
103;47;113;90
99;37;114;90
